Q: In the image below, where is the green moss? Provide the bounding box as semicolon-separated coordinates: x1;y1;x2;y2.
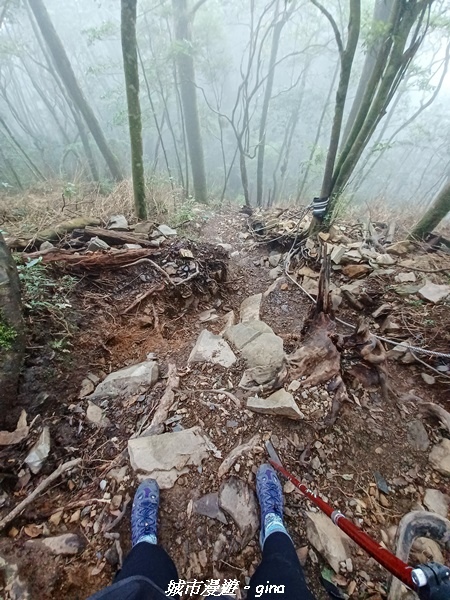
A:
0;315;17;350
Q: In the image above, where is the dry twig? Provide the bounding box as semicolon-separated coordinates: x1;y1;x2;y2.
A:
0;458;81;531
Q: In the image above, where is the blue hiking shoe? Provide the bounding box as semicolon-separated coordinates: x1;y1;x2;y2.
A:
256;463;288;547
131;479;159;547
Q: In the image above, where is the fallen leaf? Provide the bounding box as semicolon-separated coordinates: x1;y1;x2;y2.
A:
0;410;29;446
24;524;43;538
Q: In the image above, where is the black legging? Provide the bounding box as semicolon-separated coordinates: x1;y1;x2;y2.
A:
115;532;315;599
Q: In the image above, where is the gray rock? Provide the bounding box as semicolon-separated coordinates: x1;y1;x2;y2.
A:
247;389;304;420
188;330;236;368
86;401;110;428
240;332;285;369
421;372;435;385
123;243;142;249
429;439;450;476
39;241;54;251
418;281;450;304
25;427;50;474
104;544;119;567
193;492;228;524
218;243;232;253
407;420;430;452
224;321;273;351
305;511;354;573
240;294;262;322
89;360;159;400
239;364;283;389
107;214;128;230
107;466;128;483
79;378;95;399
26;533;84;555
269;254;282;267
87;236;110;251
157;224;177;237
330;245;346;265
423;489;450;517
128;426;211;489
219;477;258;545
375;253;396;266
395;272;416;283
134;222;153;234
269;266;283;279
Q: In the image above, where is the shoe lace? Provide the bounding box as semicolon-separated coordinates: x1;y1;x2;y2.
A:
260;479;282;515
136;498;157;533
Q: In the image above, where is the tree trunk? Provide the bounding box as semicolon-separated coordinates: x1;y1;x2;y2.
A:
296;61;339;202
318;0;361;201
341;0;394;148
28;0;123;181
331;1;429;200
256;1;284;207
172;0;207;203
121;0;147;219
0;233;25;429
409;179;450;240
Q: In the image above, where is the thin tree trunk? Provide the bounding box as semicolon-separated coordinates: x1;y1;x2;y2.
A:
0;232;25;429
28;0;123;181
137;45;174;188
331;1;429;200
256;0;285;207
409;179;450;240
0;115;46;180
297;61;339;202
172;0;207;203
0;146;23;190
121;0;147;219
341;0;394;148
316;0;361;201
25;4;100;181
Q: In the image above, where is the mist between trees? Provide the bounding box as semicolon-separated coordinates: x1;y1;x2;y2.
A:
1;0;450;234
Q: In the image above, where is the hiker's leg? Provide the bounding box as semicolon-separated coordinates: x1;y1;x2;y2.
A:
247;532;315;600
114;541;178;592
113;479;178;594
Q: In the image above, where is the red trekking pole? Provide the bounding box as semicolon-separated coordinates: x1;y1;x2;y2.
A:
265;442;450;600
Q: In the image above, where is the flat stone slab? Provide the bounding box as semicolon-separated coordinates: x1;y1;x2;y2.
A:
423;489;450;517
193;492;228;524
89;360;159;400
240;294;262;322
240;332;285;369
224;321;273;351
188;330;236;368
128;426;211;489
305;511;354;573
418;281;450;304
26;534;84;556
86;401;110;428
157;224;177;237
429;439;450;476
247;389;304;420
407;420;430;452
219;477;258;545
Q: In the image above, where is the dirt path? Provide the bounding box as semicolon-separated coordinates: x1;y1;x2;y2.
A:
0;209;449;600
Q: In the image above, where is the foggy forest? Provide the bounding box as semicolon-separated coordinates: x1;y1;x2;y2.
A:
1;2;450;599
1;0;450;230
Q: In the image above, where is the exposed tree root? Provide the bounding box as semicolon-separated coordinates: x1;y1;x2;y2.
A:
287;251;388;426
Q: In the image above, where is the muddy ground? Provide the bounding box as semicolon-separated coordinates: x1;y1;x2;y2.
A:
0;208;449;600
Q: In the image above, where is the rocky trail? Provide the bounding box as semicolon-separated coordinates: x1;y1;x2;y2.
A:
1;208;449;600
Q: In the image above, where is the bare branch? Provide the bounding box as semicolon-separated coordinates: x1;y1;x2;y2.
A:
310;0;343;55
